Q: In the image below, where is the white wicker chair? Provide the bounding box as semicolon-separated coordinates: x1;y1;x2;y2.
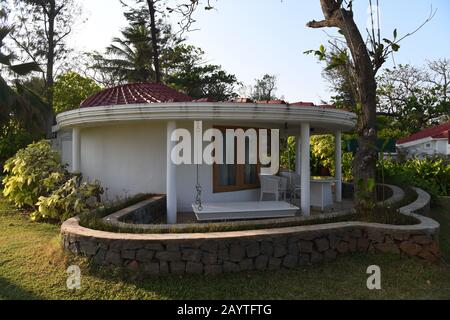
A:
259;175;288;201
280;171;302;201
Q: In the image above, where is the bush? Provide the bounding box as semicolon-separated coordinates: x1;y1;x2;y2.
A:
2;140;67;208
378;156;450;202
3;140;104;222
34;176;103;222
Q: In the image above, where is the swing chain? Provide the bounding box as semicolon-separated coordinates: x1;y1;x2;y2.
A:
195;164;203;211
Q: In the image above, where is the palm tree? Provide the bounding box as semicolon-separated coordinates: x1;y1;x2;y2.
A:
93;25;155;84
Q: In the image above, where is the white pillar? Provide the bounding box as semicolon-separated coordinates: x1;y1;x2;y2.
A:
300;123;311;216
335;130;343;202
166;121;177;224
295;135;301;175
72;127;81;173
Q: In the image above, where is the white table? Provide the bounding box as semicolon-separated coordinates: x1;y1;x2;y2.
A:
310;177;336;211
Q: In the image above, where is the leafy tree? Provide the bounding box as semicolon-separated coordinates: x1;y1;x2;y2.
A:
53;72;101;113
0;4;49;166
165;45;238;101
251;74;278;101
10;0;80;132
305;0;434;211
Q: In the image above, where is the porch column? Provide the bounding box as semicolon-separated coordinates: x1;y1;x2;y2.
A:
335;130;342;202
72;127;81;173
300;123;311;216
166;121;177;224
295;135;301;175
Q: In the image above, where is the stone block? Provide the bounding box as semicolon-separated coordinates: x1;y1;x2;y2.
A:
155;251;181;262
268;258;282;270
282;255;298;269
240;259;255;271
186;262;203;274
223;261;240;273
246;242;260;258
105;251;122;265
143;262;160;275
260;241;274;256
399;241;422;256
121;249;136;260
204;264;223;275
311;251;324;264
314;238;330;252
298;240;313;253
136;249;154;262
273;244;287;258
255;255;269;270
229;244;245;262
182;249;202;262
201;252;218;264
170;261;186;274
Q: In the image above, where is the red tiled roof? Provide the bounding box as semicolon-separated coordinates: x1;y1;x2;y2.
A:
397;122;450;145
80;83;193;108
79;82;346;113
290;101;315;107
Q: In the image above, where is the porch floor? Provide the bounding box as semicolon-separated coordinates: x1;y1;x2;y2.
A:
178;199;354;224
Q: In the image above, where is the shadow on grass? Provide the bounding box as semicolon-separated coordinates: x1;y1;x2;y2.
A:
0;276;42;300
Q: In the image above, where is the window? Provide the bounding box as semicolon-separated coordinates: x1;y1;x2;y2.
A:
425;143;432;149
213;126;273;193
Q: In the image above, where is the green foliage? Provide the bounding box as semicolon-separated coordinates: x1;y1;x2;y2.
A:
379;157;450;202
53;72;101;113
279;135;354;181
0;123;35;169
2;140;104;222
2;141;67;209
34;176;103;222
165;45;239;101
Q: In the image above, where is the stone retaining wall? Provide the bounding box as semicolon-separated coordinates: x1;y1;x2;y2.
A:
61;187;440;275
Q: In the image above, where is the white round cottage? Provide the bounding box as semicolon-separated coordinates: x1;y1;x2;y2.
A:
54;83;357;223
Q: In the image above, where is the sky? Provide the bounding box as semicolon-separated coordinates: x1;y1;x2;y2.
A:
70;0;450;103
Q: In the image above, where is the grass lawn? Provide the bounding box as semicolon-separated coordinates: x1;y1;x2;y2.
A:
1;196;449;300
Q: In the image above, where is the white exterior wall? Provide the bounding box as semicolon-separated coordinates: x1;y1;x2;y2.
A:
72;121;263;211
399;139;449;157
80;122;166;201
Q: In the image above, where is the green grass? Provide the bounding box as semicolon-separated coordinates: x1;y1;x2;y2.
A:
1;196;450;300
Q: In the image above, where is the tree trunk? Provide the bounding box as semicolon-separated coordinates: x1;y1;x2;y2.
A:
146;0;161;83
308;0;378;210
45;0;56;138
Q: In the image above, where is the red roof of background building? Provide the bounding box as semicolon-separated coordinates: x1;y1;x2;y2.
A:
79;82;346;112
397;122;450;145
80;83;193;108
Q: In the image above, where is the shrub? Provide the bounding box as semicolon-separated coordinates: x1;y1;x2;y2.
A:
2;140;67;209
378;156;450;202
34;176;103;222
3;140;104;222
